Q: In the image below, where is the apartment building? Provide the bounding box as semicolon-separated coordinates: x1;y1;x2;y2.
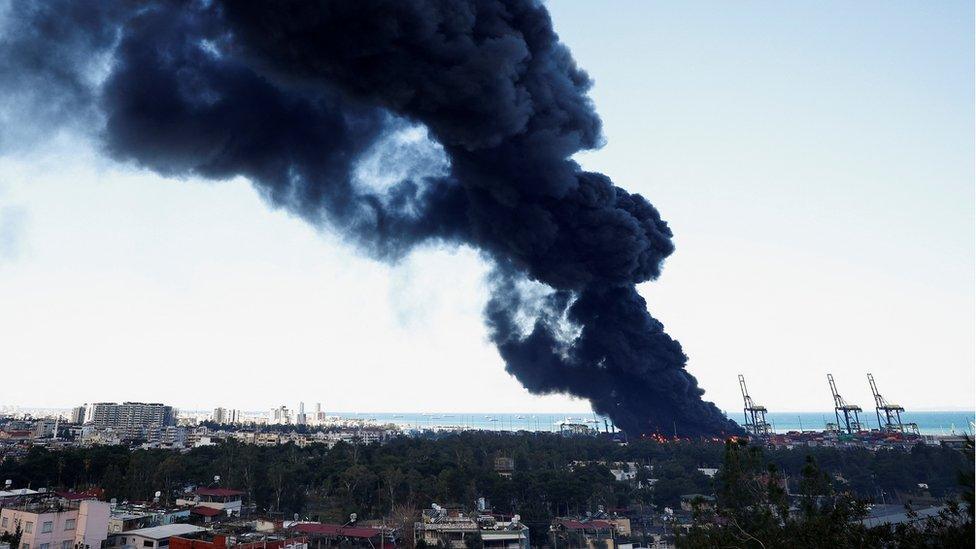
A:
89;403;175;440
0;499;110;549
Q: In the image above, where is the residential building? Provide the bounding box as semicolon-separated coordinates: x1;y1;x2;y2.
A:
0;499;111;549
493;456;515;478
291;523;388;547
32;420;57;440
108;505;190;534
414;506;529;549
176;489;243;516
170;532;307;549
268;407;291;425
89;403;175;440
148;426;187;448
105;524;207;549
70;407;86;425
210;410;242;426
550;518;615;548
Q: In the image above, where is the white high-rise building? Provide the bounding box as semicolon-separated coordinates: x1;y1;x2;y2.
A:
296;401;307;425
212;408;244;425
269;405;291;425
89;402;175;439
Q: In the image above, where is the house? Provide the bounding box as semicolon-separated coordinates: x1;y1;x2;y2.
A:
493;457;515;478
291;522;390;547
550;519;615;548
109;505;191;533
0;498;111;549
176;490;243;516
0;489;40;507
105;524;207;549
169;532;306;549
679;495;715;512
189;508;223;525
414;506;530;549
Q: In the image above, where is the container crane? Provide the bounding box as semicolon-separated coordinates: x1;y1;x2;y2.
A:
827;374;862;434
867;373;919;435
738;374;771;437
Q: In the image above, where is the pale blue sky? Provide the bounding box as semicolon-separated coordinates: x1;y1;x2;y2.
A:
0;1;972;413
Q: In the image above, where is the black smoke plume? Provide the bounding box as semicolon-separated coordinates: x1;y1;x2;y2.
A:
0;0;740;436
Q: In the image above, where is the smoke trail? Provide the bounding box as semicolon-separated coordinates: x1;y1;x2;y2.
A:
0;0;740;436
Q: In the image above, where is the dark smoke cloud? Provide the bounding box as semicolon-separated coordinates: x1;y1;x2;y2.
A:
0;0;740;436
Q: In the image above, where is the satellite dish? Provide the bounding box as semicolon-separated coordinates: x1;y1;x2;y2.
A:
154;491;162;498
4;480;11;488
213;475;220;483
349;513;357;523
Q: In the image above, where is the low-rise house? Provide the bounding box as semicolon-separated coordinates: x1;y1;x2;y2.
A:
176;490;243;516
679;495;715;513
493;457;515;478
189;508;223;525
415;507;529;549
0;489;40;507
169;532;306;549
109;505;191;533
105;524;207;549
291;522;390;547
550;518;615;548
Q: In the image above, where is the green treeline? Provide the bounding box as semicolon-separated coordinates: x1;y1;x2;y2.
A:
678;440;974;548
0;433;969;533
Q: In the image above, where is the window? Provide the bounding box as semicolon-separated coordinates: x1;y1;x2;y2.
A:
25;521;34;534
22;544;29;549
40;544;50;549
143;541;154;548
62;541;72;549
2;516;7;528
64;519;76;531
42;522;53;533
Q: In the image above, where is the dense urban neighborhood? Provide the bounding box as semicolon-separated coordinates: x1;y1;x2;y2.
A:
0;403;972;548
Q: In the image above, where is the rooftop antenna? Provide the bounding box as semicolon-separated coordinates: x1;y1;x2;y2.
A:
738;375;771;438
827;374;862;434
867;373;918;435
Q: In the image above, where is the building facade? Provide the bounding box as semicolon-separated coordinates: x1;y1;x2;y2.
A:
0;499;111;549
89;403;175;440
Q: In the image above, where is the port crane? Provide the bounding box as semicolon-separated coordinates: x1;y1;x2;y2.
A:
827;374;862;434
738;374;771;437
867;373;919;435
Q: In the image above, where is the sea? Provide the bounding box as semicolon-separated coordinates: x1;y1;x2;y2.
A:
327;410;975;436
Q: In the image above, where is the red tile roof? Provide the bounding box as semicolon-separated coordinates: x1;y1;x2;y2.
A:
55;489;102;501
191;506;223;517
193;488;244;497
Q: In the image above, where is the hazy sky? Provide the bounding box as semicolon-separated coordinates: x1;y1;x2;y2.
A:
0;1;972;414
